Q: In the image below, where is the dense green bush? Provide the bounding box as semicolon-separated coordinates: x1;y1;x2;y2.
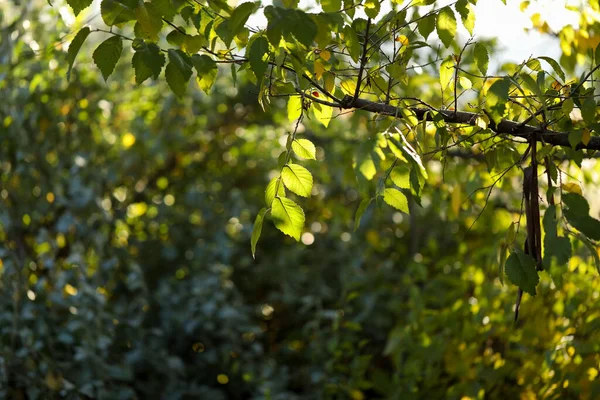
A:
1;2;599;399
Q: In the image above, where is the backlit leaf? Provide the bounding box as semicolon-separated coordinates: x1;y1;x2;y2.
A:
135;2;163;40
101;0;137;26
455;0;475;35
313;102;333;127
192;54;218;94
440;56;454;90
292;139;316;160
251;207;267;258
485;78;510;124
390;166;410;189
473;43;489;75
229;2;258;35
287;96;302;122
265;177;285;206
271;197;305;241
382;188;409;213
282;164;313;197
436;7;457;48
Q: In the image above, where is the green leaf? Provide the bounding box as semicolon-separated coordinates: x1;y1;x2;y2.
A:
418;14;435;40
564;210;600;241
505;248;539;296
247;36;269;86
101;0;137;26
265;177;285;207
287;96;302;122
92;36;123;82
292;139;316;160
581;97;597;124
568;130;583;148
289;10;317;47
473;43;489;76
165;49;193;98
459;76;472;89
538;56;565;81
562;193;590;215
562;98;574;115
343;25;361;62
546;236;571;286
229;2;258;35
264;6;317;48
354;198;372;231
485;78;510;124
67;0;93;15
135;2;163;40
436;7;457;48
440;56;454;90
498;242;508;285
543;206;572;275
455;0;475;35
271;196;305;241
132;39;165;84
363;0;380;18
251;207;267;258
67;27;91;79
382;188;409;213
282;164;313;197
573;231;600;275
191;55;218;94
321;0;341;12
150;0;178;20
390;166;410;189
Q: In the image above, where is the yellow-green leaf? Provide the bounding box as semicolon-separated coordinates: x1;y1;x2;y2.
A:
390;166;410;189
440;56;454;90
382;188;409;213
251;207;267;258
271;197;305;241
292;139;316;160
313;102;333;127
282;164;313;197
265;177;285;206
436;7;457;48
287;96;302;122
192;54;218;94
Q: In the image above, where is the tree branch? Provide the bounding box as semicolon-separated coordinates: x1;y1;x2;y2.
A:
340;96;600;151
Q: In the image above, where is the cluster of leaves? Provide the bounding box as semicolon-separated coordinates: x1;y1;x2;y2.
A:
2;1;600;399
60;0;600;301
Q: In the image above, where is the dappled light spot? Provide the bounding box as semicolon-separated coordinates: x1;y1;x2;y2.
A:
261;304;274;318
122;133;136;148
192;342;205;353
64;284;78;296
164;194;175;206
301;232;314;245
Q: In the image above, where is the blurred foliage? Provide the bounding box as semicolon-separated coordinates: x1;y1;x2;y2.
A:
1;1;600;400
